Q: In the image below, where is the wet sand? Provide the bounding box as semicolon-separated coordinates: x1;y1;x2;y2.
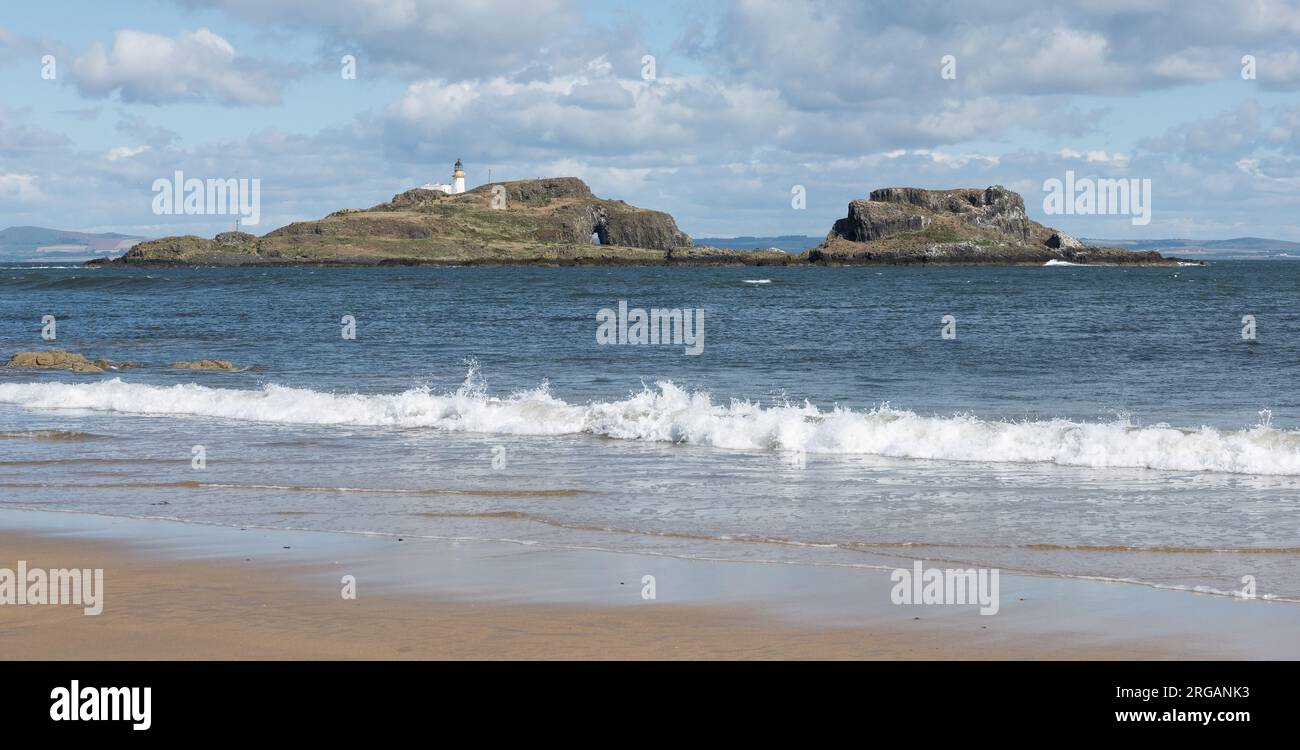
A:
1;509;1297;660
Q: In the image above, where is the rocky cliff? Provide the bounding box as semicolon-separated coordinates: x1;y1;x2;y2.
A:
805;186;1182;265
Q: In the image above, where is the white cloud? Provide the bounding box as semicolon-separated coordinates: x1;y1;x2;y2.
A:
1057;148;1131;167
0;173;42;201
70;28;283;105
1255;50;1300;89
699;0;1300;98
1152;49;1229;82
0;26;50;66
827;150;1000;170
1236;157;1300;188
178;0;587;82
106;145;151;161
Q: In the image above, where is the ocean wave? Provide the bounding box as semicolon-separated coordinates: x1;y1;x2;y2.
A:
1;370;1298;475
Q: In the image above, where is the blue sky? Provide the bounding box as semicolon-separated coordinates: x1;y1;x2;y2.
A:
4;0;1300;240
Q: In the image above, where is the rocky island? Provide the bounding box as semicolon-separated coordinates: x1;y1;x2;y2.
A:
804;185;1184;265
91;180;1186;267
99;178;784;267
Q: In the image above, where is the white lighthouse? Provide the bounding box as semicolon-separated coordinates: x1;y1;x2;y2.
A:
420;159;467;194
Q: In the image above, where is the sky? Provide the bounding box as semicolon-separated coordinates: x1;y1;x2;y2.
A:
3;0;1300;240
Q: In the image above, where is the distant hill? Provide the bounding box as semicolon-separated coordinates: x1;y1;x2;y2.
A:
1081;236;1300;260
694;235;820;253
0;226;148;262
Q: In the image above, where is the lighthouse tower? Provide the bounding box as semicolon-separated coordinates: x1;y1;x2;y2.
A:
452;158;466;194
418;159;468;194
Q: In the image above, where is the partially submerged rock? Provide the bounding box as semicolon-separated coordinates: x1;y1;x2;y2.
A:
171;359;239;371
5;349;112;373
5;350;239;372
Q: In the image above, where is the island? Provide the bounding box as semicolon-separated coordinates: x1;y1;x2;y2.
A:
89;180;1188;267
806;186;1184;265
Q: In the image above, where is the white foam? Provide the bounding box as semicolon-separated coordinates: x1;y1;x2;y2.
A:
2;372;1298;475
1043;259;1088;267
742;279;772;284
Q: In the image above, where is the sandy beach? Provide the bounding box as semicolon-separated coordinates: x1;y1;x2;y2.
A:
3;509;1297;660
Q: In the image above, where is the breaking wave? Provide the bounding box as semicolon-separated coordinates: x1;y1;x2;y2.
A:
1;369;1298;475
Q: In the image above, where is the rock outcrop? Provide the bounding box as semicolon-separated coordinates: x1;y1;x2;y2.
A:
214;231;258;246
858;186;1034;240
5;350;243;373
6;349;114;373
807;185;1184;265
171;359;239;371
831;200;933;242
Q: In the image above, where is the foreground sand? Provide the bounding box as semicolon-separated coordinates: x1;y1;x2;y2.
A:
2;528;1187;660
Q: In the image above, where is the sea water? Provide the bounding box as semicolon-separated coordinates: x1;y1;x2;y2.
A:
1;262;1297;599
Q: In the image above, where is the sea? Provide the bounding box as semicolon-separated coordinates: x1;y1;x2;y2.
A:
1;261;1298;600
